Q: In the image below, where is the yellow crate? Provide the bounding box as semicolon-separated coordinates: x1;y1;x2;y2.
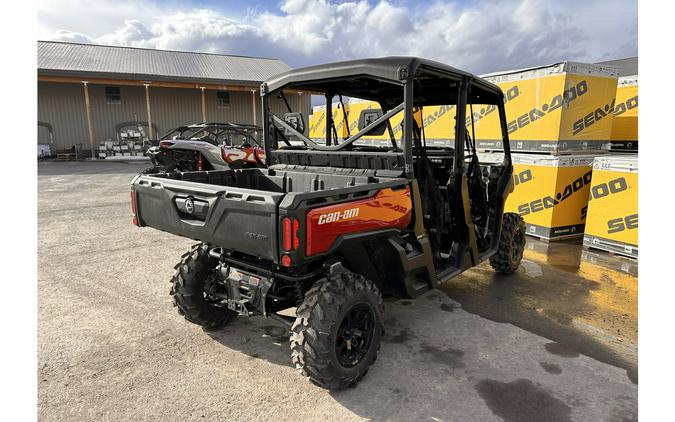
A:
481;153;596;239
610;76;638;150
309;104;350;141
583;155;638;258
476;62;619;153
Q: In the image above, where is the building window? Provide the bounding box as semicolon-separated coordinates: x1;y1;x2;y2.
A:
216;91;230;108
105;86;121;104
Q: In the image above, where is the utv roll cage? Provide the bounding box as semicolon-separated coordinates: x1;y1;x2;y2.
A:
261;56;512;179
159;122;262;147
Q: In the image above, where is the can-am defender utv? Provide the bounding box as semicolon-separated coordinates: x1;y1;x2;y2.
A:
130;57;526;390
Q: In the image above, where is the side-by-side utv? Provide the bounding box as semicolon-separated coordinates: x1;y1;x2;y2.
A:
130;57;526;389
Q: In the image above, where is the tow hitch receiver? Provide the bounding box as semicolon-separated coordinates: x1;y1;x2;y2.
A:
218;265;272;317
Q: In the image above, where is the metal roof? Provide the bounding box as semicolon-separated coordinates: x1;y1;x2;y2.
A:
595;57;638;77
38;41;291;86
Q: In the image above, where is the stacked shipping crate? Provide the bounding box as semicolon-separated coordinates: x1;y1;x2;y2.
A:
610;75;639;151
583;155;638;258
581;72;638;258
480;61;637;254
478;62;619;241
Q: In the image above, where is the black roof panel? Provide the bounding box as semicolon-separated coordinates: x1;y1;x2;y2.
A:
264;56;495;93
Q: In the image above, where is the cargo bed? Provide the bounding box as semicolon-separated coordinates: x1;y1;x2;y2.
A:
131;167;407;263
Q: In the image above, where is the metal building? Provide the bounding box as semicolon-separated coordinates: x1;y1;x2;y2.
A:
38;41;311;156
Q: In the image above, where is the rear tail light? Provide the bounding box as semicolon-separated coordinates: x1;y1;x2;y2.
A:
130;191;139;226
292;219;299;250
159;141;174;148
281;254;292;267
281;216;300;253
196;152;204;171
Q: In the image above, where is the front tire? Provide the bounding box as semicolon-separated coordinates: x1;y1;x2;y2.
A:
490;212;526;274
290;272;383;390
170;243;237;329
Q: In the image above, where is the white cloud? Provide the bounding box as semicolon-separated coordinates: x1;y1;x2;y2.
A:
40;0;637;73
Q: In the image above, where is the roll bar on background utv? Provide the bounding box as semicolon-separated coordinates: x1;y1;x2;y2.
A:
260;56;512;180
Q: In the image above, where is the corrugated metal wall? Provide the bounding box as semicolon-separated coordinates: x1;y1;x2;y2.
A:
88;84;148;141
38;82;88;150
149;87;201;136
38;81;312;153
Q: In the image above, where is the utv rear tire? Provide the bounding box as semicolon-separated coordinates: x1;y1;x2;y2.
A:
170;243;236;329
290;272;383;390
490;212;526;274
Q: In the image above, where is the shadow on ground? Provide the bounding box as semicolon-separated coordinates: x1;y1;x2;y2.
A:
440;238;638;385
203;287;636;421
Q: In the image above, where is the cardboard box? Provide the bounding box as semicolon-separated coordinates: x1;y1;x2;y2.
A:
583;155;638;258
476;62;619;153
309;105;348;141
481;153;596;239
113;146;121;152
610;76;638;151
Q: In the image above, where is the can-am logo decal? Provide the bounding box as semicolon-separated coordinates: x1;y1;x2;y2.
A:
613;96;638;117
509;80;588;135
517;170;592;216
317;207;360;225
572;97;616;135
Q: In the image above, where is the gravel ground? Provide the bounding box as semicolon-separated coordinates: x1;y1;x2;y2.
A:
38;161;637;421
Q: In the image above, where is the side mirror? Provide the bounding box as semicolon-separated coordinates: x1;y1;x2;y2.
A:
284;112;305;135
358;109;386;135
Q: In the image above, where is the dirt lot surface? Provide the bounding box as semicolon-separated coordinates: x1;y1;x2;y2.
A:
38;161;637;421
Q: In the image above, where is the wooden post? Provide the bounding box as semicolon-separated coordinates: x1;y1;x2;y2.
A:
200;87;206;122
82;81;95;159
251;89;257;126
144;83;153;139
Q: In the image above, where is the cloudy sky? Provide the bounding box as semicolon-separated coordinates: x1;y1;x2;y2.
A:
37;0;637;74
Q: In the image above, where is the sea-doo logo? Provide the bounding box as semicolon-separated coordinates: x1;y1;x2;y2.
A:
467;86;520;127
513;169;533;186
517;170;592;216
608;213;638;234
572;98;616;135
509;80;588;135
613;96;638;117
589;177;628;201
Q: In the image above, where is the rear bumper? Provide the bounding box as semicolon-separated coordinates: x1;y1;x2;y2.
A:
132;174;283;262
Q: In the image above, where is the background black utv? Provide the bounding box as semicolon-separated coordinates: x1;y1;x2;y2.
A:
130;57;526;390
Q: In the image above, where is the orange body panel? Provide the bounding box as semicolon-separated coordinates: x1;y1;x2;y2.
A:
305;186;413;256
